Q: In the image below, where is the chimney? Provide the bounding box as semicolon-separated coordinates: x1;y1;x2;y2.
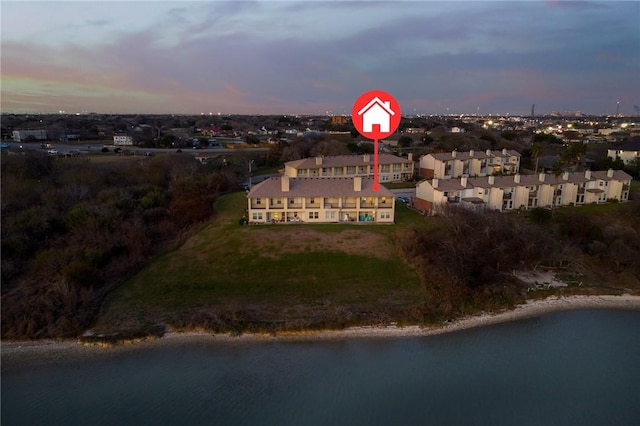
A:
562;171;569;181
488;175;495;185
432;178;438;189
408;153;413;161
469;149;474;157
363;154;370;163
486;149;492;156
502;148;508;155
452;150;457;158
354;176;362;192
514;174;520;184
281;176;290;192
607;168;614;178
461;176;467;187
539;173;546;182
585;170;592;180
315;156;322;165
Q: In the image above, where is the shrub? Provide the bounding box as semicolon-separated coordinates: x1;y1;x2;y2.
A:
529;207;552;224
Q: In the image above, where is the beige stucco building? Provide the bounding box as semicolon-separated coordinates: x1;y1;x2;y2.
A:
414;169;632;215
418;149;521;179
247;176;395;224
607;140;640;165
283;154;414;183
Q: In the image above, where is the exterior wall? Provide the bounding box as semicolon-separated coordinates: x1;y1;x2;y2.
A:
12;129;47;142
284;164;299;177
607;149;639;164
247;195;395;224
419;150;520;180
113;135;133;146
414;170;632;214
285;160;413;182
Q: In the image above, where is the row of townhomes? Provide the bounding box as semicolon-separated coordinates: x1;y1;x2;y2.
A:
246;176;396;224
419;149;521;179
246;153;412;224
283;153;415;183
414;169;633;215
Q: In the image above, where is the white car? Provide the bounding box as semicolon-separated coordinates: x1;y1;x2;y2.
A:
47;149;59;155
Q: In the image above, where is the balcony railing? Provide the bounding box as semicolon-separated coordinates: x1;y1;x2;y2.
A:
288;203;303;209
342;202;357;208
503;193;512;200
324;202;340;209
528;191;538;198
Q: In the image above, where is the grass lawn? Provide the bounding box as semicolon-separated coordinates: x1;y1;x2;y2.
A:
95;192;428;333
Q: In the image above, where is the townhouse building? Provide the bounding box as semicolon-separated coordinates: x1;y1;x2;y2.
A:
418;149;521;179
607;140;640;165
246;176;395;224
283;153;414;183
414;169;632;215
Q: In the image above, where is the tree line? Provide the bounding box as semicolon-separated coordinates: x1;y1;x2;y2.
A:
1;152;234;339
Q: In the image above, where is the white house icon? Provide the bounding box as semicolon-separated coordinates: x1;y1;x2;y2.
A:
357;96;395;133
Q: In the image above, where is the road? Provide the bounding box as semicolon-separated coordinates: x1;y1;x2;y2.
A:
10;142;269;156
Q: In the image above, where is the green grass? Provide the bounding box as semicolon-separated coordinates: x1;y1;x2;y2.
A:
95;192;428;332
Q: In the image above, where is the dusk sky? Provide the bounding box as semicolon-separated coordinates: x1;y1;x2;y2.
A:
2;1;639;116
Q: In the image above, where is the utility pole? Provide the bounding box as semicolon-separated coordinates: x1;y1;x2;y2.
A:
249;160;254;189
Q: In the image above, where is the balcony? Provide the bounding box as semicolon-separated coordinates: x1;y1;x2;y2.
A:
623;184;630;191
528;191;538;198
360;202;375;208
503;193;513;200
324;202;340;209
288;203;303;209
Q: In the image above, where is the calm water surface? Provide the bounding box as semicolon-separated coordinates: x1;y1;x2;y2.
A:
3;310;640;425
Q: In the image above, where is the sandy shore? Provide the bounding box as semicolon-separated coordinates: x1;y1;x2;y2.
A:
3;294;640;370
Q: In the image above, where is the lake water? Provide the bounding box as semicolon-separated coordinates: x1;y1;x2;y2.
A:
2;310;640;425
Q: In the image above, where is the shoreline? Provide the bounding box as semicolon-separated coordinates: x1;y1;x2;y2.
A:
3;294;640;370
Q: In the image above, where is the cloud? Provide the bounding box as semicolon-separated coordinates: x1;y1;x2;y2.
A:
1;1;638;115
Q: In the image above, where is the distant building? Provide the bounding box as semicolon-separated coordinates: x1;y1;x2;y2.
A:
330;115;348;125
12;129;47;142
113;135;133;146
419;149;521;179
283;154;415;183
414;169;632;215
607;140;640;164
246;176;395;224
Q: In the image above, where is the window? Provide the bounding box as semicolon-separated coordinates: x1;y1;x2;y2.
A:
309;212;318;219
325;211;336;219
256;198;261;205
309;198;315;204
380;211;390;219
252;212;263;220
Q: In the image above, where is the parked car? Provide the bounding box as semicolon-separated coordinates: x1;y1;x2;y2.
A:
396;196;410;204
